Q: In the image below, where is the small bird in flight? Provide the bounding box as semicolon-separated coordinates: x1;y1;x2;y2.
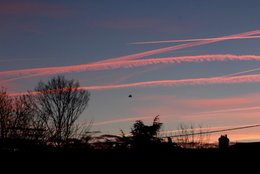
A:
128;94;132;98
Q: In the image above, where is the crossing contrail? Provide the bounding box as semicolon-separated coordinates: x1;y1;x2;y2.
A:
1;30;260;82
2;54;260;82
129;35;260;44
222;67;260;77
100;30;260;63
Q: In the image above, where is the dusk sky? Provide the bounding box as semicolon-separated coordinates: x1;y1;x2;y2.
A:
2;0;260;142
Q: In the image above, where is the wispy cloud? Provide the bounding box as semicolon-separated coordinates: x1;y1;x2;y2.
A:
7;73;260;96
178;96;256;109
0;2;73;17
196;106;260;115
111;64;166;84
2;54;260;82
92;116;154;126
76;74;260;90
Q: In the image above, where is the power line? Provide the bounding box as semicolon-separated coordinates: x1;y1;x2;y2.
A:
163;124;260;138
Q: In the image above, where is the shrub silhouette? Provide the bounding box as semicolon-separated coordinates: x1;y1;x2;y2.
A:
130;115;162;150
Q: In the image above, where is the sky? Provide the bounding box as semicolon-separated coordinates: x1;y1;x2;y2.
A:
2;0;260;142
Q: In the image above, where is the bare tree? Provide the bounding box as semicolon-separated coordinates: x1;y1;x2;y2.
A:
174;123;210;148
33;76;90;145
10;94;44;140
0;88;41;140
0;88;12;139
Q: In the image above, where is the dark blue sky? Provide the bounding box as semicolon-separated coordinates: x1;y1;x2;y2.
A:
1;0;260;142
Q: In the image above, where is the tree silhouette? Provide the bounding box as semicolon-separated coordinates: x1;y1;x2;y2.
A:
9;94;37;139
0;88;12;139
32;76;90;146
130;115;162;149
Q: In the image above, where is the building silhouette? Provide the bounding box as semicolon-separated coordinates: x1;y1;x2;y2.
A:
218;134;230;149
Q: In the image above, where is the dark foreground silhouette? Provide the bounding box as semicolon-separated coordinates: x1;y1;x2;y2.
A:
1;132;260;156
1;116;260;156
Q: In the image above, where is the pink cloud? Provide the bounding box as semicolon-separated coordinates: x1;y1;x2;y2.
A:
91;116;154;126
0;2;74;36
184;107;260;124
134;94;176;102
111;64;165;84
0;2;73;17
177;92;260;115
76;74;260;90
178;97;253;109
2;54;260;82
6;74;260;96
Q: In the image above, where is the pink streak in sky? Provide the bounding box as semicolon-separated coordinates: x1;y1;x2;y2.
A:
197;106;260;115
1;30;260;82
111;64;166;84
76;74;260;90
129;35;260;44
221;67;260;77
6;73;260;96
99;30;260;63
179;97;252;109
0;2;72;17
2;54;260;82
91;116;155;126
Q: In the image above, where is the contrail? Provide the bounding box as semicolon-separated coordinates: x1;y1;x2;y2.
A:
6;73;260;96
1;30;260;81
100;30;260;63
91;116;155;126
222;67;260;77
129;35;260;44
111;64;165;84
196;106;260;115
77;74;260;90
2;54;260;82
